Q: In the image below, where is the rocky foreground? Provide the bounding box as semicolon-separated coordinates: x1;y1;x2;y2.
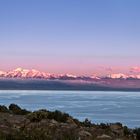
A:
0;104;140;140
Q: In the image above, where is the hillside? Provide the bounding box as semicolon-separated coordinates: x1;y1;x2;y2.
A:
0;104;139;140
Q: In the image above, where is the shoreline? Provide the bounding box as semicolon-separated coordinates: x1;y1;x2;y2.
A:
0;79;140;91
0;89;140;92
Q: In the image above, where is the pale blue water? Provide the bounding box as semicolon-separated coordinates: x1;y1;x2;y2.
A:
0;90;140;128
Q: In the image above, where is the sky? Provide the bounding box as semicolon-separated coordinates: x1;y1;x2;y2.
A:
0;0;140;76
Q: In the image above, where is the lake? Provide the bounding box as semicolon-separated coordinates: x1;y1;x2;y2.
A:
0;90;140;128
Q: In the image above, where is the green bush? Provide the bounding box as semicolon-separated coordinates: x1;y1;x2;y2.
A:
27;109;70;123
47;110;70;123
27;110;48;122
134;128;140;140
100;123;109;129
9;104;30;115
82;118;92;127
0;132;7;140
123;126;130;136
0;105;9;113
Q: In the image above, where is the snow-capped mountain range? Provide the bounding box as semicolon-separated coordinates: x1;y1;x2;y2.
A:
0;68;140;80
107;73;140;79
0;68;99;80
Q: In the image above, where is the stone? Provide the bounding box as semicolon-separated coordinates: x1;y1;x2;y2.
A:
79;130;92;137
97;134;112;140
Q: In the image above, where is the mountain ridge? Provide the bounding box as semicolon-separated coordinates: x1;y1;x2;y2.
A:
0;68;140;80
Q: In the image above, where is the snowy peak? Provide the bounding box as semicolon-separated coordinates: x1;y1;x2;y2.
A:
2;68;51;79
108;73;128;79
0;71;6;77
14;67;23;72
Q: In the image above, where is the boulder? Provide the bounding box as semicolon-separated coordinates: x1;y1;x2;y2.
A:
97;134;112;140
79;130;92;139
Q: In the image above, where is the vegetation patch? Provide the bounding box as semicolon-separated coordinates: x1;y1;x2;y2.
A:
9;104;30;115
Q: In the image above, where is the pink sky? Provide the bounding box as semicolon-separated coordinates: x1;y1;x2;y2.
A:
0;1;140;76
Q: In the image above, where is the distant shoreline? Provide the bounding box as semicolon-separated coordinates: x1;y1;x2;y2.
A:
0;89;140;92
0;79;140;91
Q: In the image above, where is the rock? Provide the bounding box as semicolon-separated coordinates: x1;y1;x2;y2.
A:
79;130;92;138
60;123;76;130
49;119;59;127
110;123;122;130
97;134;112;139
50;119;58;125
66;118;77;128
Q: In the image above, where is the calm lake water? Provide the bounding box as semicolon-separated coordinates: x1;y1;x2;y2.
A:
0;90;140;128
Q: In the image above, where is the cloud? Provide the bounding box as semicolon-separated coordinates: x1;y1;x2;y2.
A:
130;67;140;73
